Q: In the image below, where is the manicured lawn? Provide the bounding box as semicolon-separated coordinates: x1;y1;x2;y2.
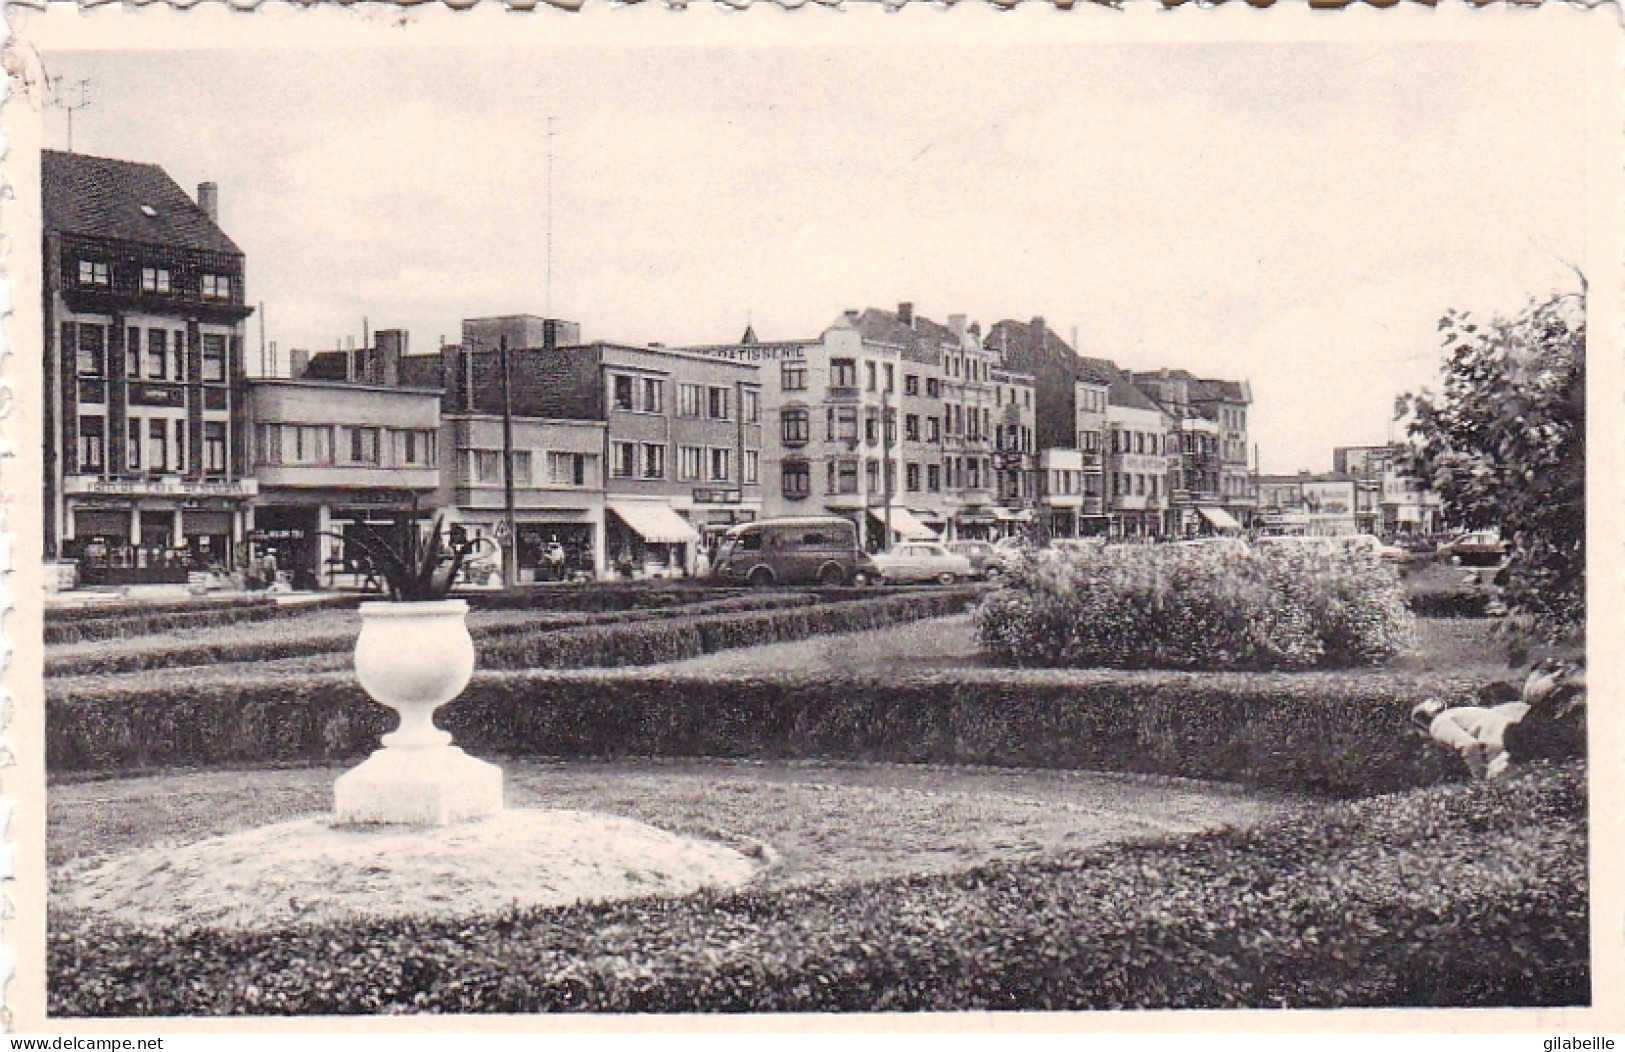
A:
661;613;1511;679
49;758;1294;890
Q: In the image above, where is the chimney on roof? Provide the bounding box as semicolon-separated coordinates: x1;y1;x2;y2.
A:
969;321;981;337
197;182;219;224
289;349;310;379
948;314;967;341
375;329;407;387
898;302;914;328
1030;317;1045;341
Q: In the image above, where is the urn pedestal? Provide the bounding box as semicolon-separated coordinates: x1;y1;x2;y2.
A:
333;599;504;826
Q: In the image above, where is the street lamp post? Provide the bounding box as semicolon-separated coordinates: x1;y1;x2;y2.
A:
882;384;894;550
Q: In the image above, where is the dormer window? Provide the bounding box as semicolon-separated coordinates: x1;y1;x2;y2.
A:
77;260;110;287
139;204;158;218
201;274;231;300
140;268;171;294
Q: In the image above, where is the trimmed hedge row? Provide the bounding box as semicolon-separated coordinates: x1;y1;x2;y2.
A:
45;593;275;624
477;588;977;670
464;582;735;612
1408;590;1493;618
43;588;951;679
43;596;361;646
48;659;1470;797
46;762;1587;1015
469;590;823;640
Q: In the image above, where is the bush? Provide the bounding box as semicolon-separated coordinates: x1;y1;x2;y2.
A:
49;658;1473;796
46;762;1586;1015
977;545;1416;671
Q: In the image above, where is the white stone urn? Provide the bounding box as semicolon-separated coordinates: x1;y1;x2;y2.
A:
334;599;504;826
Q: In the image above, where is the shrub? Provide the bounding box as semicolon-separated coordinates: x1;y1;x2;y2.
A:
46;762;1586;1015
976;545;1415;671
48;659;1475;796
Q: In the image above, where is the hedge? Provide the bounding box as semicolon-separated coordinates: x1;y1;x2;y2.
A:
43;596;361;646
476;588;976;670
464;582;734;612
46;762;1587;1015
43;589;960;679
48;659;1475;796
45;593;275;624
1408;591;1493;618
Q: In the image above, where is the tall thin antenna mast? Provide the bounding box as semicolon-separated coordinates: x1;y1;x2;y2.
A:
546;116;556;318
51;77;92;152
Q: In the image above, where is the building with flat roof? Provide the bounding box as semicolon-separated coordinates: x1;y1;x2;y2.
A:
247;377;443;589
401;318;764;577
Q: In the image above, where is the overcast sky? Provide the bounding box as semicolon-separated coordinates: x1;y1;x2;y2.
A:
42;37;1587;474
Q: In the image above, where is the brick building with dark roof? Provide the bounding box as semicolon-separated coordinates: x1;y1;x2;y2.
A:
42;150;257;585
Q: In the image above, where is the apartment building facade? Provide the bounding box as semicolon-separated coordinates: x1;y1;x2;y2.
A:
1104;369;1172;538
1130;369;1238;537
1333;444;1444;536
684;304;1039;548
405;319;764;576
42;151;257;585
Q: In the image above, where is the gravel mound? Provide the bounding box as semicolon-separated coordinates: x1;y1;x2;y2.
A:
66;809;763;932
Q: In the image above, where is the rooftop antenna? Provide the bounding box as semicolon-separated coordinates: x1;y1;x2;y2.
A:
546;116;556;318
51;76;92;153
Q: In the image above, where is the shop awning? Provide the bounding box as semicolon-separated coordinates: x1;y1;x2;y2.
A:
1397;506;1422;523
1198;506;1243;531
994;508;1033;522
607;501;701;544
869;507;937;540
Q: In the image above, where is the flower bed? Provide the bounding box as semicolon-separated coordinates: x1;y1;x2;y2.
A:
47;762;1586;1015
978;545;1415;670
49;655;1473;796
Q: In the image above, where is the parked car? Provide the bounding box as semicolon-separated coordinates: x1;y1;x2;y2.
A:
1049;537;1107;555
1172;536;1251;554
1440;530;1507;567
946;539;1011;579
711;517;880;587
1341;534;1405;562
871;542;974;585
